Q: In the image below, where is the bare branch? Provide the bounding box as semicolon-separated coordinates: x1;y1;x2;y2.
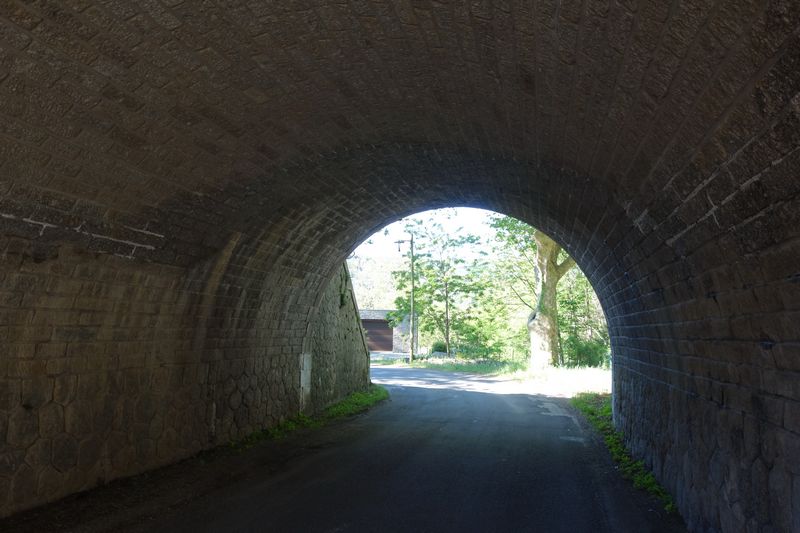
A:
509;284;536;310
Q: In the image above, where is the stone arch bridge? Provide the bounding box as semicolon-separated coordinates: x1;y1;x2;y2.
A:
0;2;798;531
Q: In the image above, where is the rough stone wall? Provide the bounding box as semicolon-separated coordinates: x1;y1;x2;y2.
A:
305;264;370;414
0;242;207;517
0;230;368;517
0;2;798;531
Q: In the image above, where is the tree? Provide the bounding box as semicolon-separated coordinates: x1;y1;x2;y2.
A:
347;252;403;309
557;267;610;367
374;209;608;367
528;231;575;367
389;214;484;356
489;216;575;367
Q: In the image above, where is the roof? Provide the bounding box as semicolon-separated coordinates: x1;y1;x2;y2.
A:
359;309;395;320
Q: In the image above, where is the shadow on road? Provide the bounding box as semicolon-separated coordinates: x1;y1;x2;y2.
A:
0;367;684;533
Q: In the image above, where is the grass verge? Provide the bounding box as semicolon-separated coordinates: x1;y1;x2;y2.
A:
229;383;389;452
373;357;528;376
571;392;677;513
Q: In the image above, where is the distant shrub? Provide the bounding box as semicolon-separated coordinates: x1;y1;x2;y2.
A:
562;335;610;368
430;340;447;354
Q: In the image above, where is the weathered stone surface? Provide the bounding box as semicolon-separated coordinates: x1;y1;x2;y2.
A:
792;475;800;533
0;475;9;512
52;376;77;406
36;466;64;501
0;2;798;531
0;450;25;477
24;438;51;468
51;435;78;473
20;378;51;410
64;402;92;436
77;436;103;471
7;408;38;449
156;428;178;461
0;411;7;444
306;265;370;413
10;465;36;506
37;404;63;439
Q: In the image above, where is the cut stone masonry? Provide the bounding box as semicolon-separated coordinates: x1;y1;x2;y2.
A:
0;2;798;531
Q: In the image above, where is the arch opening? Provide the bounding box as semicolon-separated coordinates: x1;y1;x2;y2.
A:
347;206;612;373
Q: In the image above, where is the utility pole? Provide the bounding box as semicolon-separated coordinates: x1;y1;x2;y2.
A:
396;233;416;361
444;278;449;357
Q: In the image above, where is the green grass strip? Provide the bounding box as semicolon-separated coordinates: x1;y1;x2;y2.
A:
321;384;390;419
372;357;528;376
571;392;677;513
229;383;389;452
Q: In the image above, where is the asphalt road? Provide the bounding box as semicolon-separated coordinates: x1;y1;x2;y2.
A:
2;367;686;533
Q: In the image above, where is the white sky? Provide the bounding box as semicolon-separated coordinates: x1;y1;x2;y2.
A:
351;207;499;260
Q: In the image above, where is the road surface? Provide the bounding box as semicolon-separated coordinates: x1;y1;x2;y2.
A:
2;367;685;532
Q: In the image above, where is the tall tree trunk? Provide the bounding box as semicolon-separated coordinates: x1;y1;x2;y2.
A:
528;232;575;368
528;278;560;368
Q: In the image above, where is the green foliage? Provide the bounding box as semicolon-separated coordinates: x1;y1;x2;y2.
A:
410;357;528;376
560;335;610;367
389;211;490;356
228;384;389;451
370;358;404;366
571;393;677;513
383;209;609;367
348;254;404;309
266;413;319;440
557;268;610;367
488;214;610;367
430;340;447;353
322;384;389;419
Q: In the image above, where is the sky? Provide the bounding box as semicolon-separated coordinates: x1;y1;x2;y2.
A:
350;207;499;260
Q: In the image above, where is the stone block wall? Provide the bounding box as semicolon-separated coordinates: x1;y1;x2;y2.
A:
613;335;800;532
0;1;798;530
0;231;368;518
305;264;370;414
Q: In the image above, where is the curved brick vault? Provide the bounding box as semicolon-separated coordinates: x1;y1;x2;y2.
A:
0;1;799;531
